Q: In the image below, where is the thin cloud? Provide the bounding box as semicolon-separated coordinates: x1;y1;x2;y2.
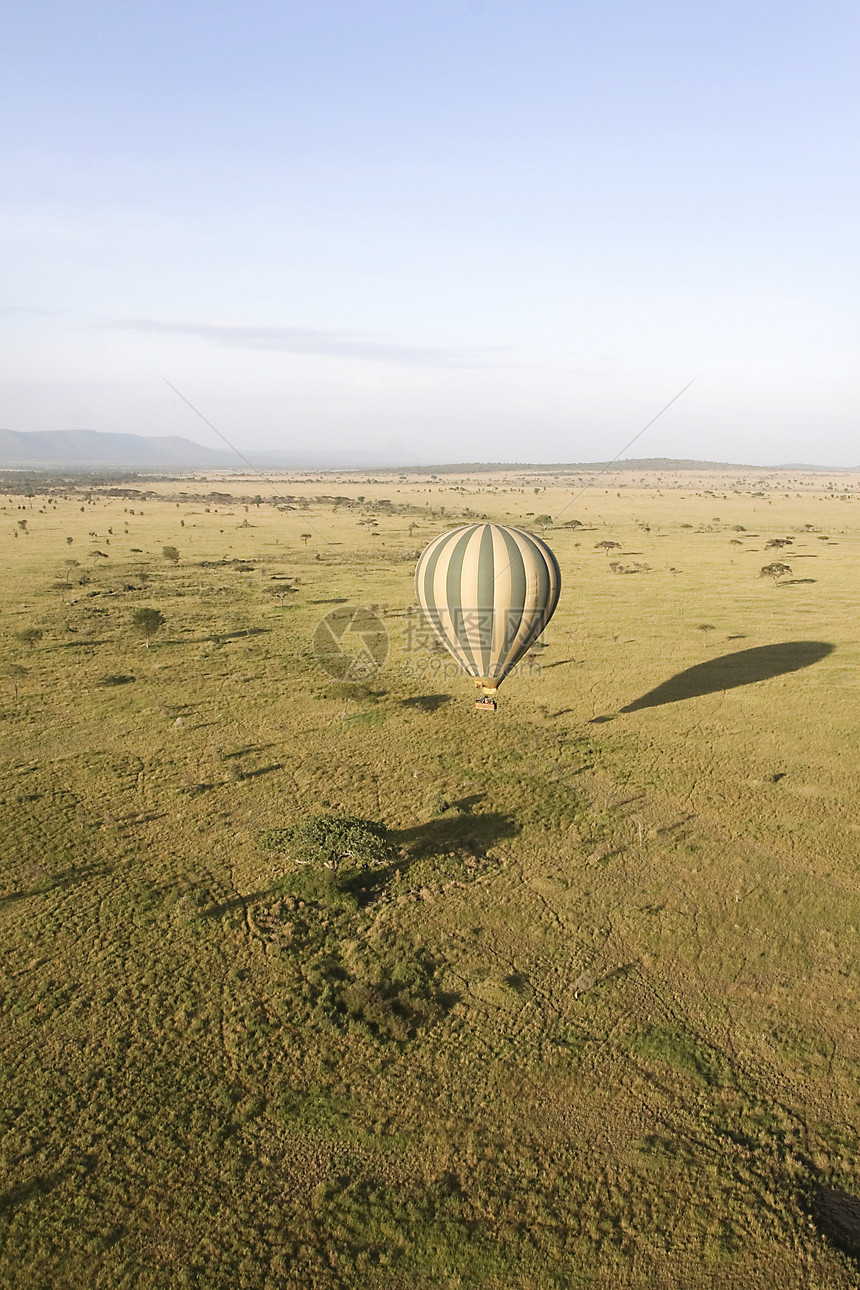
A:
0;305;60;315
105;317;502;368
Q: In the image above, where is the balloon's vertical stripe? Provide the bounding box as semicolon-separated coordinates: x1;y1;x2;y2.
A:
475;524;496;678
496;528;543;675
444;526;480;675
489;526;515;680
496;527;527;679
418;527;459;653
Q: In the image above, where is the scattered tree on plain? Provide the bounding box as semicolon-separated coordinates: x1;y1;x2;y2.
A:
6;664;26;699
262;814;389;873
131;607;165;647
759;562;792;583
16;627;43;650
162;545;180;564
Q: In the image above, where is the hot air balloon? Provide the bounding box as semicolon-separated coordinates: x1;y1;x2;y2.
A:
414;523;561;711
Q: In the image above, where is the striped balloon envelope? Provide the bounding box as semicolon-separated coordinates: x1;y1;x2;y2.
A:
414;523;561;707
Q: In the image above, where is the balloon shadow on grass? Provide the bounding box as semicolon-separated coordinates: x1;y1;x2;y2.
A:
618;641;835;713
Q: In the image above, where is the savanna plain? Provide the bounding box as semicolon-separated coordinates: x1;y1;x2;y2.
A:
1;465;859;1289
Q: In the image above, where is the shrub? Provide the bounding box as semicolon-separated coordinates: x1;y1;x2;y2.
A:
16;627;43;649
131;607;165;646
262;814;389;872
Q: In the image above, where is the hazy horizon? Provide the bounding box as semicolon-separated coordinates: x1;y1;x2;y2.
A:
1;426;859;473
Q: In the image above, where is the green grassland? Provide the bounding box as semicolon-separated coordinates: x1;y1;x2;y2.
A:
1;467;859;1288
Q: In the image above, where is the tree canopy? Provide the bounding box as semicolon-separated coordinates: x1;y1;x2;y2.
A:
131;607;166;645
262;814;389;872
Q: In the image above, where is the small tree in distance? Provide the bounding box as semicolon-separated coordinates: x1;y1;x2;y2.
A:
132;607;166;647
7;664;27;699
759;562;791;584
16;627;43;650
162;545;180;564
595;540;621;554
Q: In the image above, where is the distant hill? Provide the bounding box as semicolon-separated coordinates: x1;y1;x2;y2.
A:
0;430;426;471
421;457;857;473
0;429;231;469
0;432;855;473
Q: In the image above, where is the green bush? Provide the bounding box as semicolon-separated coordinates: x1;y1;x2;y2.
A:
261;814;389;873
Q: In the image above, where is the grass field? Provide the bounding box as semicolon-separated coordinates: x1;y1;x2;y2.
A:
1;465;859;1288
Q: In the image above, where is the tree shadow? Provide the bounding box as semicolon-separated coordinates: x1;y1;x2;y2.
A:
220;742;278;759
0;863;108;908
780;578;816;585
240;763;283;780
401;695;454;712
57;639;112;649
450;793;486;811
0;1168;70;1216
812;1185;860;1259
389;811;517;859
619;642;835;712
210;627;270;643
200;890;271;919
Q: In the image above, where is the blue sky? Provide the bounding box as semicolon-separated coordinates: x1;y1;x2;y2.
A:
2;0;858;464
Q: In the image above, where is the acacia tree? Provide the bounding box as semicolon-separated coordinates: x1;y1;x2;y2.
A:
16;627;43;650
162;545;180;564
6;664;26;699
262;814;389;873
132;607;165;647
759;562;791;584
594;540;621;554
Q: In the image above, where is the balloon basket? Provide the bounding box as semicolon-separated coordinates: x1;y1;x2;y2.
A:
475;697;497;713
